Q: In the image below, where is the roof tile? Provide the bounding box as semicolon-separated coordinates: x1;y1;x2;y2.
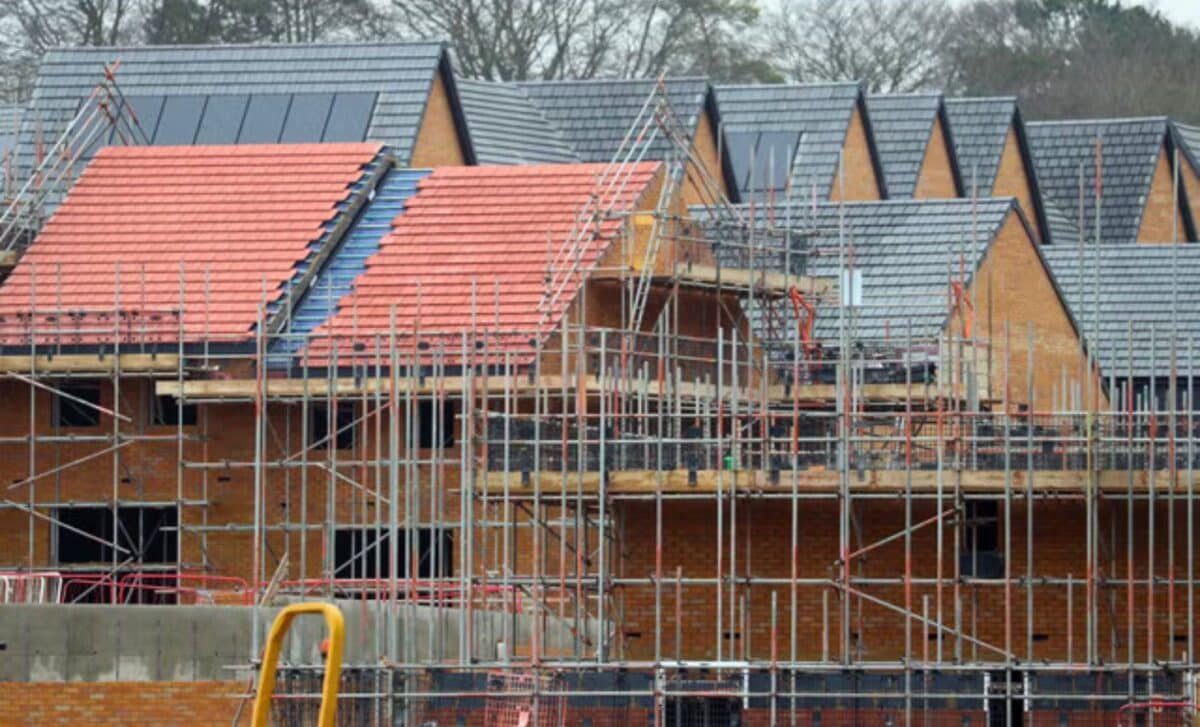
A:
1026;117;1168;244
0;142;382;344
716;82;864;201
306;162;661;364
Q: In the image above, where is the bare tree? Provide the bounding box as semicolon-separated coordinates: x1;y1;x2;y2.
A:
392;0;618;80
0;0;133;49
269;0;389;43
0;0;135;100
142;0;389;45
614;0;772;81
766;0;950;92
393;0;773;81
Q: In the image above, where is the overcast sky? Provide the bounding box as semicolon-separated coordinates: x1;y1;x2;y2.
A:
1137;0;1200;27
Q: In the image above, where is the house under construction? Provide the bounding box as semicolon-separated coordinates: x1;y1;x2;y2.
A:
0;43;1197;727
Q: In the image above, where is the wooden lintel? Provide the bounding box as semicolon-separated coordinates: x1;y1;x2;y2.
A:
0;353;180;374
670;262;832;297
157;374;950;405
481;468;1193;495
591;263;832;298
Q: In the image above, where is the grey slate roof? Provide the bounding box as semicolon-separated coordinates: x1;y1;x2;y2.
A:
715;82;883;201
707;198;1032;343
18;41;463;173
516;77;710;163
1026;117;1168;245
1176;121;1200;155
456;79;579;165
867;94;962;199
1171;120;1200;180
946;97;1050;242
1043;201;1082;247
1041;244;1200;378
0;103;21;158
945;97;1015;195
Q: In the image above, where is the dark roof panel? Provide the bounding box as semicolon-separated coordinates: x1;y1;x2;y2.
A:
456;79;578;164
18;41;448;173
0;104;23;158
945;97;1016;196
1026;117;1167;244
517;78;710;162
716;82;865;201
867;94;952;198
704;198;1021;342
1042;243;1200;377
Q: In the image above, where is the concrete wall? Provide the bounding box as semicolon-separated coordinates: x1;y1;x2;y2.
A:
0;601;597;682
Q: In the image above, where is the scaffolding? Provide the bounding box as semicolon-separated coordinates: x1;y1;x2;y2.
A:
0;80;1197;726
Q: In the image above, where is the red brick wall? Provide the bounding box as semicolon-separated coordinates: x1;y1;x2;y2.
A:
0;680;248;726
616;498;1199;663
2;375;1194;669
0;377;463;585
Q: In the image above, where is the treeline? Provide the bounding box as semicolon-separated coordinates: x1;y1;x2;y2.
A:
1;0;1197;121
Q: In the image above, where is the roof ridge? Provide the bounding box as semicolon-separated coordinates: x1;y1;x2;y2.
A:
517;76;709;86
1027;116;1169;127
869;92;944;101
946;96;1018;104
717;81;861;90
759;197;1014;211
47;40;447;53
1043;241;1200;253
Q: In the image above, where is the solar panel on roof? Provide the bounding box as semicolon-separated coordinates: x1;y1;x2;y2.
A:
71;97;109;161
122;96;164;143
324;92;377;142
281;93;334;143
238;94;290;143
727;130;802;195
725;130;758;193
195;94;249;144
153;95;206;145
753;130;801;193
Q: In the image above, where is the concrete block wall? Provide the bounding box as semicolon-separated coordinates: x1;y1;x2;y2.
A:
0;601;595;682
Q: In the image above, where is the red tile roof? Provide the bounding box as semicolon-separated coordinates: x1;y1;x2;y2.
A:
307;162;660;364
0;143;381;346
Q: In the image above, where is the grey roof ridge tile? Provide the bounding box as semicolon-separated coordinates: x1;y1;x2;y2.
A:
946;95;1018;103
516;75;710;86
716;80;863;90
1026;115;1169;127
46;40;448;53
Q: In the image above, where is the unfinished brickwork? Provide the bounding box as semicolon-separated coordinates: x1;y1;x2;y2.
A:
0;680;248;726
914;116;960;199
830;105;883;201
1138;146;1188;243
963;211;1098;407
992;127;1043;243
410;69;467;167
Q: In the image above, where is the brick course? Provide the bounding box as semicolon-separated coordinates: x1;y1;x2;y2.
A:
0;680;248;726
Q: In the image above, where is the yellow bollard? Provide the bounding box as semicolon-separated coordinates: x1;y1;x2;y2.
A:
250;602;345;727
